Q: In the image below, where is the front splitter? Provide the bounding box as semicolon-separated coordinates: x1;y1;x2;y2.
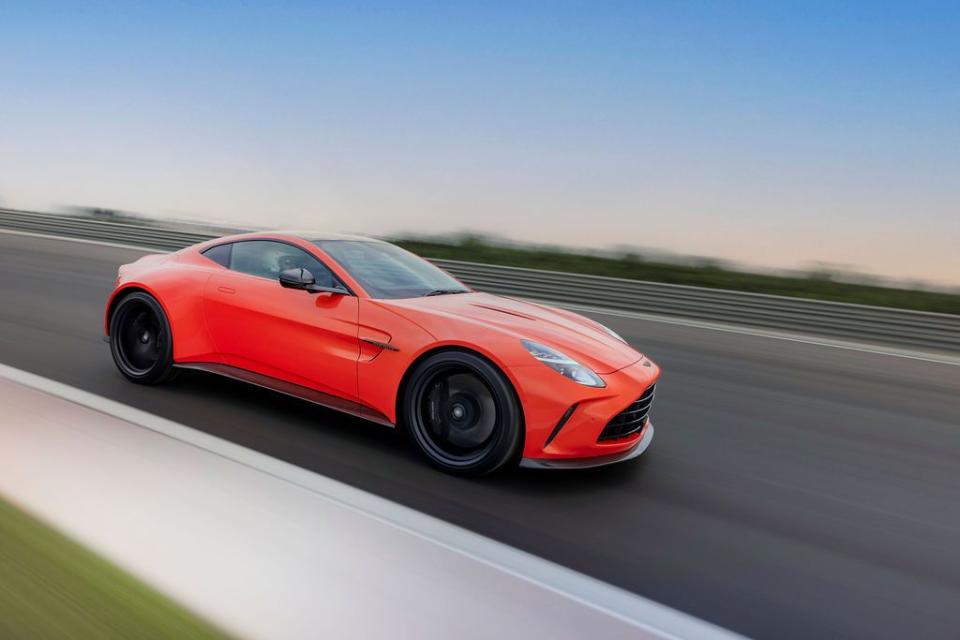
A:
519;423;654;470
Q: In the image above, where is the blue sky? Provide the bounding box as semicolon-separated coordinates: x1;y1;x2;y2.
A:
1;2;958;285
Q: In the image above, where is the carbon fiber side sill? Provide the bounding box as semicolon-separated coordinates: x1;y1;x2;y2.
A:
175;362;394;427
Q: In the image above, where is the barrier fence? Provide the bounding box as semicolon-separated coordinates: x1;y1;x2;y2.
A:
2;208;957;353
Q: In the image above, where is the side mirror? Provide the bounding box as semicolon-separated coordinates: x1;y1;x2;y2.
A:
279;268;347;295
279;267;315;290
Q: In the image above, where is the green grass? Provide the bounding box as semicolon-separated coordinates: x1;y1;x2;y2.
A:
0;496;229;640
395;237;960;315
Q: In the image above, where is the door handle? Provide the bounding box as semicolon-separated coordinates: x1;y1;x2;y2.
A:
217;286;236;294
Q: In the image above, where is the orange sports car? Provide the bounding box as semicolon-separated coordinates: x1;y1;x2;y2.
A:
104;232;660;475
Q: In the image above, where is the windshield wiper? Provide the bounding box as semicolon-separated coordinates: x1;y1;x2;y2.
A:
423;288;469;297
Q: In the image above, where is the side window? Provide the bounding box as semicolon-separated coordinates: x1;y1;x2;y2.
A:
201;243;232;268
229;240;336;286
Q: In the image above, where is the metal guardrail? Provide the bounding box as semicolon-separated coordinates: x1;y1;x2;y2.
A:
0;208;220;251
2;207;958;353
432;260;960;352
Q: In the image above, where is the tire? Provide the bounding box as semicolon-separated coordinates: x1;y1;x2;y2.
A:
402;350;523;476
109;291;179;385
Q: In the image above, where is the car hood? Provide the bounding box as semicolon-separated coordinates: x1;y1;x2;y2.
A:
382;292;642;374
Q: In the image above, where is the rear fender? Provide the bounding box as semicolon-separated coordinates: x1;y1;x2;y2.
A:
105;265;218;362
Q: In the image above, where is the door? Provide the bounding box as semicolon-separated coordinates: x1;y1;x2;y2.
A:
202;240;361;401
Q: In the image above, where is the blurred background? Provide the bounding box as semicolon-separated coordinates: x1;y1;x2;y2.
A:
2;3;960;640
1;1;957;288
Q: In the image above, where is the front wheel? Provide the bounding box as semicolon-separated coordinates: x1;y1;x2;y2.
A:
109;291;178;385
402;351;523;476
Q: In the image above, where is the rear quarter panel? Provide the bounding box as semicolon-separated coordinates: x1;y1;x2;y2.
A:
106;250;219;363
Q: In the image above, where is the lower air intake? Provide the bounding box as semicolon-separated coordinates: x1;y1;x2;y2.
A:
598;384;655;442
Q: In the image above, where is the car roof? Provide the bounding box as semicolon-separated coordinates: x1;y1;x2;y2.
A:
274;231;386;243
213;231;387;244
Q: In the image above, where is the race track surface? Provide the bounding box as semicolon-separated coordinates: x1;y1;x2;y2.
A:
2;233;959;639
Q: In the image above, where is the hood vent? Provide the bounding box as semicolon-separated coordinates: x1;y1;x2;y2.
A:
469;304;537;320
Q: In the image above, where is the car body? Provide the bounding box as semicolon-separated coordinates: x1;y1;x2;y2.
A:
104;231;659;474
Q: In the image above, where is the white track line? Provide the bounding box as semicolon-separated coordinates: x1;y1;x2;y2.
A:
3;227;956;366
0;362;740;640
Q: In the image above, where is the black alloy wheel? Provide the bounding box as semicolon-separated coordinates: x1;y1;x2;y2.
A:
109;291;178;385
403;351;523;476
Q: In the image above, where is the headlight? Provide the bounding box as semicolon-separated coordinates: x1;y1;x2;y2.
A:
521;339;606;388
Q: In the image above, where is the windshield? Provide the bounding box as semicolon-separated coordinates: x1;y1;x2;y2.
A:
314;240;470;299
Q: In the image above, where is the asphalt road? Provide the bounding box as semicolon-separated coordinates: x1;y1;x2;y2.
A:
2;232;959;639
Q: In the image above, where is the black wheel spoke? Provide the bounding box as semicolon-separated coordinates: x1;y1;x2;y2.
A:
414;365;500;467
434;378;451;441
113;299;164;374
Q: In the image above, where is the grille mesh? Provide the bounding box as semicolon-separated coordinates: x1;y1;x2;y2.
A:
598;384;655;441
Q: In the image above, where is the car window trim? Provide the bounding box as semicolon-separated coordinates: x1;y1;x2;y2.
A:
200;242;232;268
204;238;356;296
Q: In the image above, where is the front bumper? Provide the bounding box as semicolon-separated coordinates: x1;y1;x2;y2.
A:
519;422;654;469
509;355;660;463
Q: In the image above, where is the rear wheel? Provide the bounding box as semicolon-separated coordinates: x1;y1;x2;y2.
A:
402;351;522;476
109;291;178;385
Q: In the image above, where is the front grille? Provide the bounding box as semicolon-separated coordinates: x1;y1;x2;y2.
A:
598;384;655;442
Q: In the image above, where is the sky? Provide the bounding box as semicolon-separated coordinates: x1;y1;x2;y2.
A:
1;1;958;286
